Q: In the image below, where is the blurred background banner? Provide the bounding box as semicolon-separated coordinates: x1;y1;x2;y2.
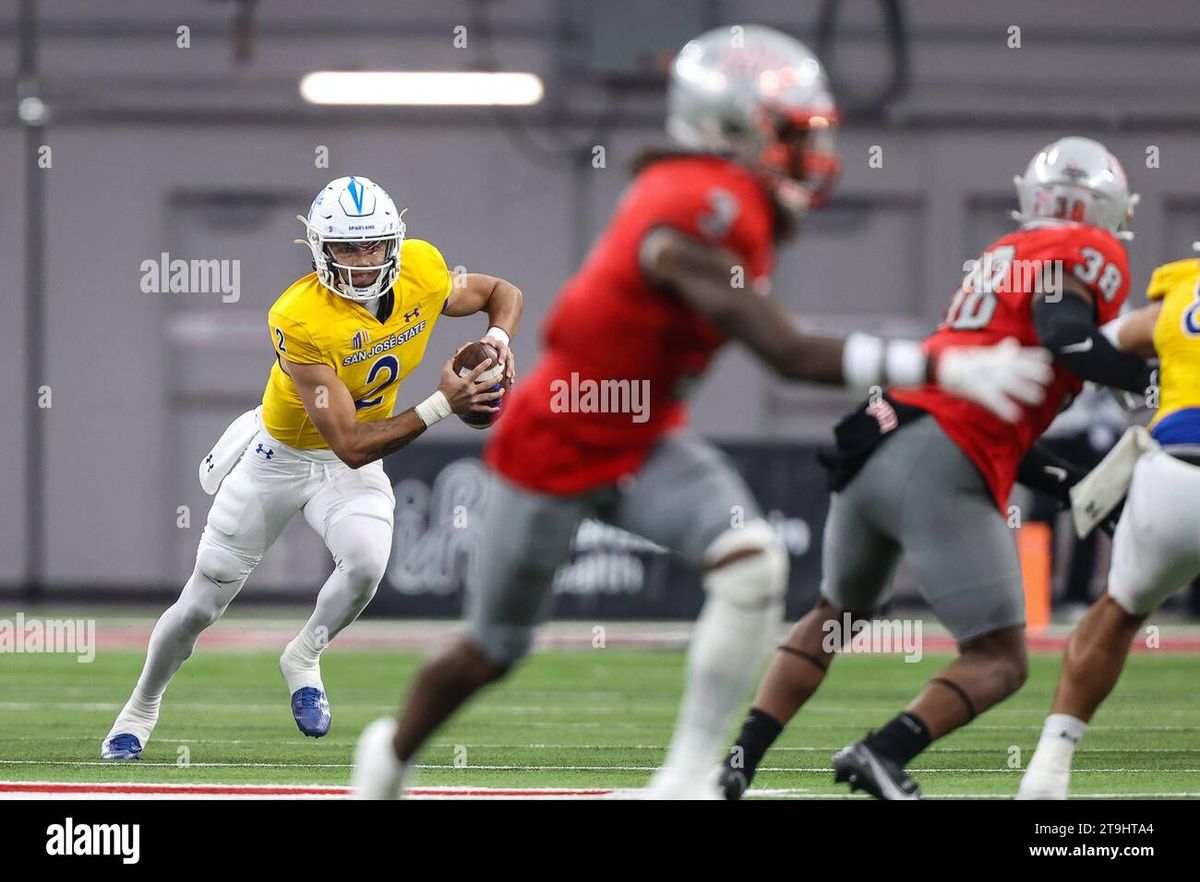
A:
376;441;829;619
5;0;1200;615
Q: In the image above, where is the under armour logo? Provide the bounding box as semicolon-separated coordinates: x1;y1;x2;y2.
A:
254;443;274;460
404;306;420;323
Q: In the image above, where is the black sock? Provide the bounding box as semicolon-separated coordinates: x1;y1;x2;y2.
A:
863;712;931;767
724;708;783;783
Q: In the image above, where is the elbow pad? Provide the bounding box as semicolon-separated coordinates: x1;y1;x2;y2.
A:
1031;295;1154;394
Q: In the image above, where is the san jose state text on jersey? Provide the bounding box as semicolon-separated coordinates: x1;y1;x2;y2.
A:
342;320;429;366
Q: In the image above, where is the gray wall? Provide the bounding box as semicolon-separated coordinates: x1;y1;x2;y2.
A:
4;0;1200;592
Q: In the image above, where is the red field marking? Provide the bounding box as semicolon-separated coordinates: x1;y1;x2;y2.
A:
0;781;613;798
930;634;1200;654
86;625;1200;654
91;626;695;652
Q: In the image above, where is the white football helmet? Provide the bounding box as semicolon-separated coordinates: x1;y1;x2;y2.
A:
298;175;404;301
667;25;840;220
1013;137;1138;238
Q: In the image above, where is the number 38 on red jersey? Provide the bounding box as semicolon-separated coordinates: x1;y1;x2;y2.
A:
889;223;1130;512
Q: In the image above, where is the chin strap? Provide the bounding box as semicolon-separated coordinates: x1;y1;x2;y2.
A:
294;211;406;302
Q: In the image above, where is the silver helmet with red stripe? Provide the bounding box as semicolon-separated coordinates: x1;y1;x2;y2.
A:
667;25;841;221
1013;137;1138;238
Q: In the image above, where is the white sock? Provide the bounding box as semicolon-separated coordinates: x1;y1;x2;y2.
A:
1033;713;1087;765
1032;715;1089;763
281;514;391;694
107;692;160;747
107;559;246;746
280;628;325;693
655;595;781;783
352;717;412;799
1018;713;1086;799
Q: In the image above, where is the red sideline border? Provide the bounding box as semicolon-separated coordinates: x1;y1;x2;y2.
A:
0;781;612;798
83;628;1200;654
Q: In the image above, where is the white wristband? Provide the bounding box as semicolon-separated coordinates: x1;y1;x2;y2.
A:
1100;313;1129;351
842;333;927;392
842;332;885;392
415;390;452;427
484;326;510;348
883;338;928;388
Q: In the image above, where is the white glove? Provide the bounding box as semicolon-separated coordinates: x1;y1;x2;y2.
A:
934;337;1053;423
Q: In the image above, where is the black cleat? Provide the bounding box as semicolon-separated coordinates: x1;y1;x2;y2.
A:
832;741;921;800
716;764;749;800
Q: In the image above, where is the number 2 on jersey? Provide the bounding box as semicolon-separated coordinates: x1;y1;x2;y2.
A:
355;355;398;410
1183;278;1200;337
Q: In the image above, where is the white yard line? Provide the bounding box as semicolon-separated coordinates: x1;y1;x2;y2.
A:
4;759;1200;774
6;736;1200;755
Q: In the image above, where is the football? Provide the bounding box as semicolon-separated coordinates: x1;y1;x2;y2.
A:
452;341;511;429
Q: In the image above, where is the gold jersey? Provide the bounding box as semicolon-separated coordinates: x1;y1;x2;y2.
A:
1147;258;1200;438
261;238;452;449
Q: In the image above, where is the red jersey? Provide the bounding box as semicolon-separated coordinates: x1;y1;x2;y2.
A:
890;223;1130;510
487;156;776;494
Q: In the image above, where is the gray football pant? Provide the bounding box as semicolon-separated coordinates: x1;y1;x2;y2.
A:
819;416;1025;642
467;432;763;664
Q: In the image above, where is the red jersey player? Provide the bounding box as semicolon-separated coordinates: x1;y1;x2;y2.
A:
353;25;1054;799
721;136;1157;800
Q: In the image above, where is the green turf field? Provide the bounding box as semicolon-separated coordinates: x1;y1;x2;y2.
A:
2;643;1198;797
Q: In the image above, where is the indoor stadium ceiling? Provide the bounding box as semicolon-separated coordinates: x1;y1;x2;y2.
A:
3;0;1200;126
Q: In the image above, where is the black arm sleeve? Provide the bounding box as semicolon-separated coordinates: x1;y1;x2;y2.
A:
1016;443;1088;507
1031;294;1154;393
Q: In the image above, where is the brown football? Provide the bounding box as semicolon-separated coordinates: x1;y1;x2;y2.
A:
452;341;511;429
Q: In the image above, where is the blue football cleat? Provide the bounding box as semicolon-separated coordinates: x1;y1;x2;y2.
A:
290;687;331;737
101;733;143;760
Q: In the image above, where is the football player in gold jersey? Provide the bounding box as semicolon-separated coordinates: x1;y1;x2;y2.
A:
1018;256;1200;799
102;176;522;758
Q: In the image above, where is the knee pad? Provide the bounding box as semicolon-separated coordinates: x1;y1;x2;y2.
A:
329;515;392;588
701;520;789;607
195;540;256;588
185;541;257;627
